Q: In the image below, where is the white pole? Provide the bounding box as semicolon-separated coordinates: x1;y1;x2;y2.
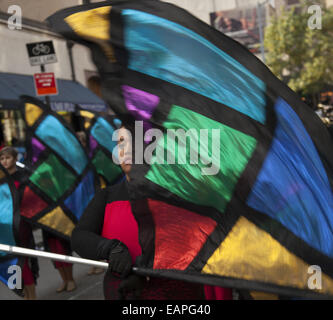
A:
16;161;25;168
0;244;109;269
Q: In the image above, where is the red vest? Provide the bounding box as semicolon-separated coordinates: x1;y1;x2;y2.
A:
101;200;142;263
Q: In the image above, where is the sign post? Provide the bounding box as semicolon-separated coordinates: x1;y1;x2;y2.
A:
26;41;57;106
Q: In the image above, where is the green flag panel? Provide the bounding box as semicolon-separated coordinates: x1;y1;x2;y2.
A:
146;105;257;213
92;149;122;184
29;154;77;202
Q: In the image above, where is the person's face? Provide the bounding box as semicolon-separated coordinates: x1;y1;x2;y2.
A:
117;127;132;175
0;154;16;171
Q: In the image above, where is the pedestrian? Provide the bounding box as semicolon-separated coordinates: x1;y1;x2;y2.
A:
42;231;77;293
0;146;39;300
71;125;204;300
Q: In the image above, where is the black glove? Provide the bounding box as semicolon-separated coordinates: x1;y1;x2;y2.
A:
118;274;146;300
107;241;132;278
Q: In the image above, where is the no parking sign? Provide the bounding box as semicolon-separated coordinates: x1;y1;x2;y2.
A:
33;72;58;96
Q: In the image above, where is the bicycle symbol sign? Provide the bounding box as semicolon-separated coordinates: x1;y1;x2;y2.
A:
26;41;57;66
32;43;51;56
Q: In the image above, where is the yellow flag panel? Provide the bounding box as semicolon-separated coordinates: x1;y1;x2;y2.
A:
65;6;116;62
25;103;43;127
202;216;333;296
38;206;75;237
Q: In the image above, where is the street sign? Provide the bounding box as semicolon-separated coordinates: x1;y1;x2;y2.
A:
26;41;57;66
33;72;58;96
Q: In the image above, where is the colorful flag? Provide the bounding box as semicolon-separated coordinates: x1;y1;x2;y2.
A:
47;1;333;298
0;164;24;296
20;96;97;240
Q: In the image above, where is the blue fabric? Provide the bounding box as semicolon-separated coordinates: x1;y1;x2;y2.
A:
122;9;266;124
0;184;15;258
247;98;333;257
0;258;19;286
64;171;95;220
0;72;107;112
91;117;117;153
36;115;88;174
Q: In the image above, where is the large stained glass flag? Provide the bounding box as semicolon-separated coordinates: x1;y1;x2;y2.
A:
20;96;97;240
0;164;24;296
47;1;333;298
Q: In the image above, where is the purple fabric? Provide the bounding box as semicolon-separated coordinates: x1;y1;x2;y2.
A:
122;85;159;120
31;138;45;163
89;135;98;158
122;85;160;143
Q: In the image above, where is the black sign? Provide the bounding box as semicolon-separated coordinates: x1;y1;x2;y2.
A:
26;41;57;66
26;41;55;57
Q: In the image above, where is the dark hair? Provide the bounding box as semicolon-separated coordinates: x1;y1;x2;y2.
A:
0;146;18;159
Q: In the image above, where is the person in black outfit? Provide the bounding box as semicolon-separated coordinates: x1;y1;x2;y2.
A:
0;146;39;300
71;126;204;300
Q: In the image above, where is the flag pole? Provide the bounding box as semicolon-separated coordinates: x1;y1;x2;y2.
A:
0;244;109;269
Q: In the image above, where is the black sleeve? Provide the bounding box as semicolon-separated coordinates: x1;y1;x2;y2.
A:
71;187;116;261
12;168;29;204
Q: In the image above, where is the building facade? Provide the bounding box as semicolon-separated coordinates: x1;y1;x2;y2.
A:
0;1;104;147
